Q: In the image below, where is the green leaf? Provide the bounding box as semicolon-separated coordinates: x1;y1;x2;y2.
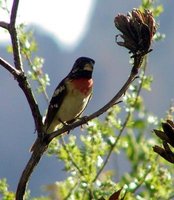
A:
141;75;153;91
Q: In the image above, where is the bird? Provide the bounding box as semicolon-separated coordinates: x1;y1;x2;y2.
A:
44;56;95;133
30;57;95;151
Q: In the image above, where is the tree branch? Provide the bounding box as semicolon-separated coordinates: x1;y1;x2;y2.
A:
0;0;43;133
16;68;138;200
60;137;84;175
0;21;9;29
0;54;43;136
16;73;43;133
0;58;43;133
16;142;48;200
8;0;23;72
0;57;20;76
10;0;19;26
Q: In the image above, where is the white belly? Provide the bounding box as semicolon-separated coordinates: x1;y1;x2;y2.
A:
56;84;92;122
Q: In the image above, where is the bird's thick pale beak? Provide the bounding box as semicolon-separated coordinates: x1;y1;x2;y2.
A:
84;63;94;71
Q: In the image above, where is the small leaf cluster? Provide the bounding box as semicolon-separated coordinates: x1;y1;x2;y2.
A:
47;117;121;199
19;25;50;97
0;179;31;200
140;0;163;17
120;125;174;199
7;24;50;99
0;179;15;200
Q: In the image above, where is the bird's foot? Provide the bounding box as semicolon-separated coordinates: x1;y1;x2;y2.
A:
79;116;89;130
58;118;71;134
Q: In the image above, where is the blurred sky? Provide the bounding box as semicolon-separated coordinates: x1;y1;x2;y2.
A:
0;0;174;197
0;0;97;50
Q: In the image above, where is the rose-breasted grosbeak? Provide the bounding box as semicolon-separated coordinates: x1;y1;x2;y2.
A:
30;57;94;152
44;56;95;133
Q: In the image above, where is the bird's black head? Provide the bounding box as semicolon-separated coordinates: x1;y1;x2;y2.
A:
69;57;95;79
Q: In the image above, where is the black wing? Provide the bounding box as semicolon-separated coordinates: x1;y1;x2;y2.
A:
44;78;67;131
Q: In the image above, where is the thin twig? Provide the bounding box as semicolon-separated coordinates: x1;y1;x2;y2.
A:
0;57;20;76
130;155;158;196
132;166;151;194
0;21;9;29
60;137;84;175
25;53;49;103
93;58;148;182
8;0;23;72
64;181;79;200
93;112;131;182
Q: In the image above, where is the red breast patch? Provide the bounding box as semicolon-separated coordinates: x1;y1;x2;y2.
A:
72;78;93;95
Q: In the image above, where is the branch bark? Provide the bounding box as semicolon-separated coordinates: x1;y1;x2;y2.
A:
8;0;23;71
0;21;9;29
0;57;20;76
16;142;48;200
